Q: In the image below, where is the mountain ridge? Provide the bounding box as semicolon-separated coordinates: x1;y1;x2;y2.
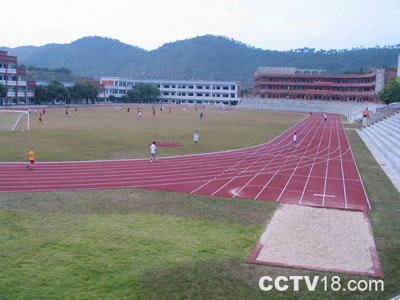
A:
1;35;399;87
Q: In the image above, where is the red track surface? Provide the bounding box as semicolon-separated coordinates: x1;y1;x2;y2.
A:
0;113;370;211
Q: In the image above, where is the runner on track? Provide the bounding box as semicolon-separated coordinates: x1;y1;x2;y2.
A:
293;132;297;143
323;113;327;122
27;149;35;170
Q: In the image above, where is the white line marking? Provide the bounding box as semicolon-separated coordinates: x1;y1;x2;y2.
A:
313;194;336;198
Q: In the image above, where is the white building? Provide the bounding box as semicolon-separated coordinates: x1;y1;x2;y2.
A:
99;77;241;105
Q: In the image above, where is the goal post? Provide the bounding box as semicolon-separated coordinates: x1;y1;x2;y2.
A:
0;110;30;131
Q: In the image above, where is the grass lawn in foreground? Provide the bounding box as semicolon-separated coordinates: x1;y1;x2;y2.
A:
0;107;304;162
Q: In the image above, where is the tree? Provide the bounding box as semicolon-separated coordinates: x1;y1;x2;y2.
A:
108;95;116;103
127;83;160;103
47;79;69;104
0;84;7;106
120;95;129;103
74;82;99;104
34;85;50;105
379;77;400;104
67;86;79;104
127;88;141;102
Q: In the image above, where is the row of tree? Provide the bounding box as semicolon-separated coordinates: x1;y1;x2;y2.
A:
0;80;162;105
34;79;99;104
107;83;161;103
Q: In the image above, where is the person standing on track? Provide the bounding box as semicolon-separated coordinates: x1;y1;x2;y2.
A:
149;141;158;163
323;113;327;122
27;149;35;170
293;132;297;144
193;130;200;144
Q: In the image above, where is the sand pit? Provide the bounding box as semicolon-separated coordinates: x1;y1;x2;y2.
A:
248;204;382;277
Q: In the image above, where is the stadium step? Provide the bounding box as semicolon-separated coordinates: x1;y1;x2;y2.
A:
362;127;400;169
358;130;400;192
375;123;400;140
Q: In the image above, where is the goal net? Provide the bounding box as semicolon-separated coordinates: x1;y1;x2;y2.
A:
0;110;30;131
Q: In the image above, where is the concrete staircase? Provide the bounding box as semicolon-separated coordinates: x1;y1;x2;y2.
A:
238;97;384;118
358;112;400;192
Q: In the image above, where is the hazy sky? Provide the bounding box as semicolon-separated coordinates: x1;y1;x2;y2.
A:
1;0;399;50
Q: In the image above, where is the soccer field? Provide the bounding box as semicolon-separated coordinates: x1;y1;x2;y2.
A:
0;106;304;162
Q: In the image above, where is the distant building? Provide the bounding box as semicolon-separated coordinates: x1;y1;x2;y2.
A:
99;78;241;105
0;51;35;105
252;67;397;102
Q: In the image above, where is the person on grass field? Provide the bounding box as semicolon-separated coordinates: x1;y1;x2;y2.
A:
200;111;204;120
27;149;35;170
38;113;43;128
193;130;200;144
150;141;158;163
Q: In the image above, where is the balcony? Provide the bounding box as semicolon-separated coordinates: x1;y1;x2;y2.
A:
0;68;17;74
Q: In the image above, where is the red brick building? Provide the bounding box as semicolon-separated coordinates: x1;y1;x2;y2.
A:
252;67;397;102
0;51;35;105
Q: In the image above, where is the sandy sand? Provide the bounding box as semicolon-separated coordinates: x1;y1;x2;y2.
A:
255;204;377;274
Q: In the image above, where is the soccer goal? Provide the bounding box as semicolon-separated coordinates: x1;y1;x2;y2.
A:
0;110;30;131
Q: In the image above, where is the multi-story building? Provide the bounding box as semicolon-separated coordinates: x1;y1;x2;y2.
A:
252;67;397;102
0;51;35;105
99;78;241;105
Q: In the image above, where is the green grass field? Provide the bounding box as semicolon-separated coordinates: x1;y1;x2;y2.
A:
0;106;303;161
0;108;399;299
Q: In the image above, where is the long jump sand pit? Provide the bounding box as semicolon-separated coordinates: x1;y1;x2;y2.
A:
248;204;382;277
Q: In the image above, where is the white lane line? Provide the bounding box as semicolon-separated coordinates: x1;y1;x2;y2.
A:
190;115;312;194
276;115;323;202
313;194;336;198
233;116;320;198
210;116;320;196
299;114;330;204
322;116;334;207
254;116;321;200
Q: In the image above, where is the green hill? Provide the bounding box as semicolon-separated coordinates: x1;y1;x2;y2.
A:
2;35;399;87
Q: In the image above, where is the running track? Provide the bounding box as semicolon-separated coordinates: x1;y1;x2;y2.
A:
0;113;370;211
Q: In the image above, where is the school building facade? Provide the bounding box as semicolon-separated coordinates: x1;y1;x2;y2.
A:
99;77;241;105
0;51;35;105
252;67;397;102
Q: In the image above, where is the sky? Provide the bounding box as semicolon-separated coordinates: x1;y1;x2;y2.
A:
1;0;399;50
